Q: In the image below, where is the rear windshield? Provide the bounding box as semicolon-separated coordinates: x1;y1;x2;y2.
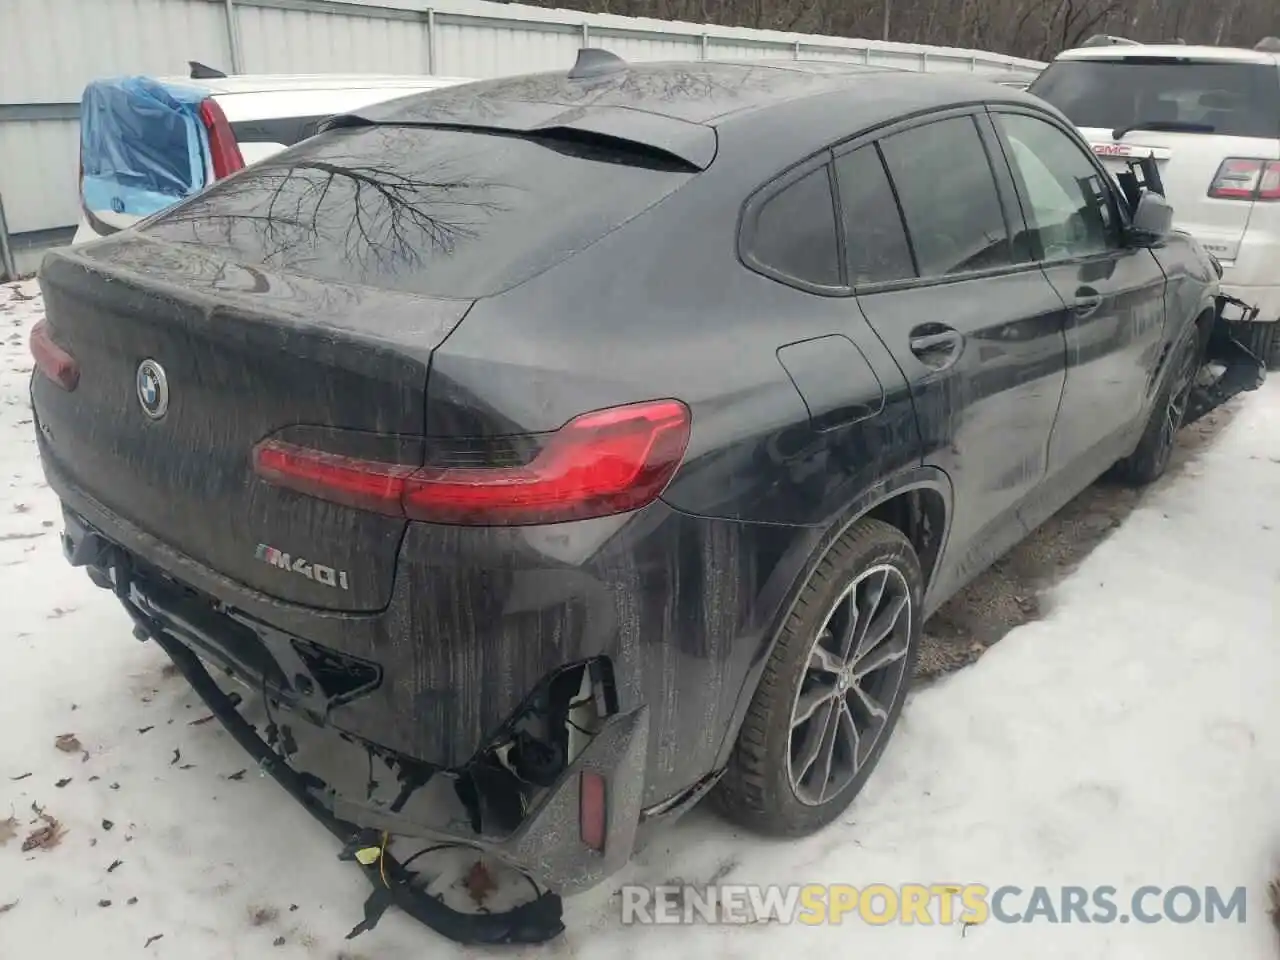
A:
141;124;695;298
1030;59;1280;139
80;78;205;215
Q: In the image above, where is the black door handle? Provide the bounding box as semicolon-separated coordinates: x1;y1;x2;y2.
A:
908;325;963;368
1075;286;1103;316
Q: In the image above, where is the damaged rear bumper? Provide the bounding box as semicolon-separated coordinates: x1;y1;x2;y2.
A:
1185;293;1268;426
59;507;659;901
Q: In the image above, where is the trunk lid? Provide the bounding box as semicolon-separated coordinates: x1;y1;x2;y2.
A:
34;234;472;612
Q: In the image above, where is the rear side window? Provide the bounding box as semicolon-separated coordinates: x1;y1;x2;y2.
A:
141;125;695;298
879;117;1013;277
746;166;841;288
1031;60;1280;139
833;146;915;285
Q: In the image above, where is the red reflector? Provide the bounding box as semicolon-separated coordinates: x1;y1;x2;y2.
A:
198;97;245;180
252;399;691;526
29;320;79;391
1260;161;1280;200
252;442;417;516
579;771;607;852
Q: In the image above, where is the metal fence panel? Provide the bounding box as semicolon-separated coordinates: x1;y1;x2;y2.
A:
236;5;433;74
0;120;80;236
432;18;583;78
0;0;231;103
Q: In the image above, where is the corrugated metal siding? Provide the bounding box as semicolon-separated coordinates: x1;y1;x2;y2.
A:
0;0;1043;266
434;20;584;78
0;121;79;234
237;6;433;74
0;0;230;102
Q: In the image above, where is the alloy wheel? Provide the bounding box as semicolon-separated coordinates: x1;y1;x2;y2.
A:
787;564;913;807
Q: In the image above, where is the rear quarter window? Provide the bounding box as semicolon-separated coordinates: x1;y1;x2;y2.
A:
140;125;695;298
1031;59;1280;139
742;165;842;289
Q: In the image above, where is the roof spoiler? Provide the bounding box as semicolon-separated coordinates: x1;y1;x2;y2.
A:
1256;37;1280;52
317;47;716;170
1080;35;1141;48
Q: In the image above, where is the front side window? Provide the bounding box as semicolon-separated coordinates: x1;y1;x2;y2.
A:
996;113;1119;261
746;165;842;288
878;117;1013;278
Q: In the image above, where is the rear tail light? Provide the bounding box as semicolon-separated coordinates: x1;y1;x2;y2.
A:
579;771;607;852
1208;158;1280;201
198;97;245;180
252;399;691;526
30;320;79;391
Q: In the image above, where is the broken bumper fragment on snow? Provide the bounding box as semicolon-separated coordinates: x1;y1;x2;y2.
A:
58;508;658;944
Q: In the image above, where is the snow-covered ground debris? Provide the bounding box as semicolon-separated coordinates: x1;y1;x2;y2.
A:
2;276;1279;957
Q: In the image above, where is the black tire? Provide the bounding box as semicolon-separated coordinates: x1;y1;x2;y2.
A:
712;518;923;837
1113;326;1201;486
1241;321;1278;372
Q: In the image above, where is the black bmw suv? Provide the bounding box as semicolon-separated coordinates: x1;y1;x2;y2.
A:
30;52;1229;936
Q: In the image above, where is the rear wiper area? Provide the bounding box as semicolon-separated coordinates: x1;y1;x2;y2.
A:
1112;120;1215;140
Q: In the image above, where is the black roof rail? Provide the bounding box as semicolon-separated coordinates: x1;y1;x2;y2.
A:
1255;37;1280;52
1080;35;1141;48
189;60;227;79
568;47;627;80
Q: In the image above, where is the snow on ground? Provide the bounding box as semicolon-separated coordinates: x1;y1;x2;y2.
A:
2;275;1279;958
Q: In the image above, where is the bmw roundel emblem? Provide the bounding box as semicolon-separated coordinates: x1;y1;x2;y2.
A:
136;359;169;420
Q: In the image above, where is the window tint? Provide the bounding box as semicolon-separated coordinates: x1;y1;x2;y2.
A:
1030;60;1280;140
141;125;695;299
230;116;327;147
748;166;841;287
879;117;1012;277
997;114;1118;261
834;146;915;285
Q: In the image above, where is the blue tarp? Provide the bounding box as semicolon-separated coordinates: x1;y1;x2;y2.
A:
79;76;210;219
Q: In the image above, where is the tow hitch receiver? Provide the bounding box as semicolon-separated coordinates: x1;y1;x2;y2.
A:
1185;293;1267;427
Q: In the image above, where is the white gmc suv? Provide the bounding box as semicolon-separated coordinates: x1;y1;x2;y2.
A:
1031;38;1280;369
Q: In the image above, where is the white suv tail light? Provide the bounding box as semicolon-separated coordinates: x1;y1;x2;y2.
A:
1208;158;1280;201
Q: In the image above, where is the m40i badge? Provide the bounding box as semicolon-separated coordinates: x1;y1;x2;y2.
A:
255;543;350;591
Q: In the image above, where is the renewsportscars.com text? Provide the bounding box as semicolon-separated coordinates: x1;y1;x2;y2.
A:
619;883;1249;926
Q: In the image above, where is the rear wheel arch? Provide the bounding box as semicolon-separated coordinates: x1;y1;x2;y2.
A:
709;468;952;773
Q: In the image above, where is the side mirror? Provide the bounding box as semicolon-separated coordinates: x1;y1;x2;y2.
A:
1127;190;1173;246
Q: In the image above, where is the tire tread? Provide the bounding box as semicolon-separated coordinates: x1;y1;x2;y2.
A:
712;518;919;834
